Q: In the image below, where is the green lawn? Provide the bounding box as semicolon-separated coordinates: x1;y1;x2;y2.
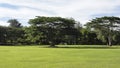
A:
0;45;120;68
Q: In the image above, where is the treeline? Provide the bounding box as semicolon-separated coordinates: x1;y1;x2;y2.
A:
0;16;120;47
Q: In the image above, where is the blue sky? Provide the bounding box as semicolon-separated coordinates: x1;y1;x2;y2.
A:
0;0;120;26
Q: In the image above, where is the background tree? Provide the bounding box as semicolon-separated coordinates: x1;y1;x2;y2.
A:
7;19;22;28
0;26;8;45
86;16;120;46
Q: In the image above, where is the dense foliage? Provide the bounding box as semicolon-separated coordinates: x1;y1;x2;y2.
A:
0;16;120;46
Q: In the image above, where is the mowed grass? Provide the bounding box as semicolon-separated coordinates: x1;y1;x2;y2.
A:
0;45;120;68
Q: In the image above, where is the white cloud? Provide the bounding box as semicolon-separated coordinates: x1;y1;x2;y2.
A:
0;0;120;26
0;21;9;26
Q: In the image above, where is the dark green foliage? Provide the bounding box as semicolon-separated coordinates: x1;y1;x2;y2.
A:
0;27;24;45
0;19;24;45
0;26;8;44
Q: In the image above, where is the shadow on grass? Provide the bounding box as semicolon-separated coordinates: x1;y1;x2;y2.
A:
44;45;120;49
58;47;120;49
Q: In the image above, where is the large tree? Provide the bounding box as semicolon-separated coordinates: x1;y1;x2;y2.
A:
28;16;76;47
86;16;120;46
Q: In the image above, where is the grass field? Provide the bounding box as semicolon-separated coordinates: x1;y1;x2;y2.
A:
0;45;120;68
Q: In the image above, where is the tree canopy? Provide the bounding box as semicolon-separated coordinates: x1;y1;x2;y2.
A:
27;16;77;47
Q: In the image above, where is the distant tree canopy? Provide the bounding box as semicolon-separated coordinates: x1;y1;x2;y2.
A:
0;16;120;46
7;19;22;28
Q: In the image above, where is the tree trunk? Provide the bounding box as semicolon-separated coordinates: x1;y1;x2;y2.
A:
108;36;112;46
49;41;56;47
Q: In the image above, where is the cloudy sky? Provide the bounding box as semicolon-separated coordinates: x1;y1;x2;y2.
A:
0;0;120;26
